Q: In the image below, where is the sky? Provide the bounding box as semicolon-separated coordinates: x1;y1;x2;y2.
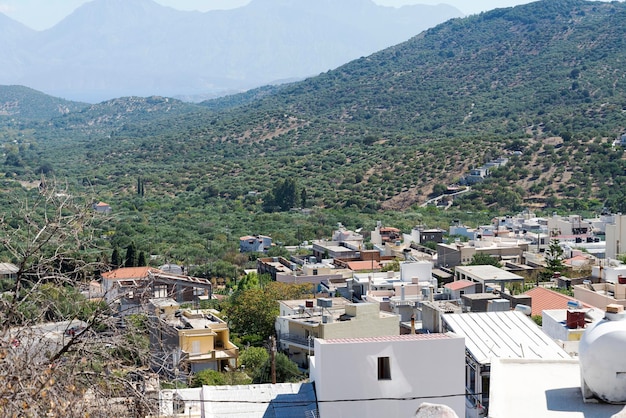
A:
0;0;537;31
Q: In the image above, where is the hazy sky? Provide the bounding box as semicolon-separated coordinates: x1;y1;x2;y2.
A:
0;0;537;31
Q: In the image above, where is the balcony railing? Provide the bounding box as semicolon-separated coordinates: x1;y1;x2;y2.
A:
279;333;313;347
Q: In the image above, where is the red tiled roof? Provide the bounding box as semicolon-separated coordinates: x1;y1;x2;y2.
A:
523;286;594;316
444;280;475;291
346;260;381;271
101;267;159;281
95;202;110;207
564;255;591;266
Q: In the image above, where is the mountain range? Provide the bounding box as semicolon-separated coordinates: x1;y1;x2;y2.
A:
1;0;626;221
0;0;461;103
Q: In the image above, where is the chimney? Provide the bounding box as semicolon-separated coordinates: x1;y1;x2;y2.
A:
411;314;415;335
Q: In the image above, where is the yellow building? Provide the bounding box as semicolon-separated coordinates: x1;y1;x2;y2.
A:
148;298;238;377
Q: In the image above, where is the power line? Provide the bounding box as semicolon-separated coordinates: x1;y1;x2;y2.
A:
157;391;475;404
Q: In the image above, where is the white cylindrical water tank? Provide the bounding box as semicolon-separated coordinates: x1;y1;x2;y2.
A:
579;311;626;403
514;304;532;316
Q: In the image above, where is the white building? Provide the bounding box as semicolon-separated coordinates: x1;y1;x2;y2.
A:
310;334;466;418
442;311;570;417
547;214;592;237
454;265;524;293
591;261;626;283
488;359;625;418
606;214;626;259
156;383;317;417
488;305;626;417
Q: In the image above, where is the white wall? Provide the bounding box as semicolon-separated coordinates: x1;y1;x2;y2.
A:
400;260;432;283
311;334;465;418
606;215;626;259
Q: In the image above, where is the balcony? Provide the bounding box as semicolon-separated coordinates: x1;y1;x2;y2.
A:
185;347;238;362
280;333;314;348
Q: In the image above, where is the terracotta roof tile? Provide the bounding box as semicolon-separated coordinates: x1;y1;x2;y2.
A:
101;266;158;280
522;286;594;316
346;260;381;271
444;280;476;291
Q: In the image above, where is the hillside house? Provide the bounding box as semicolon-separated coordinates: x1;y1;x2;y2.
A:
275;299;399;368
310;334;465;418
0;262;18;280
92;201;111;213
444;279;477;300
312;240;361;261
147;298;238;378
370;221;401;245
101;267;212;316
547;213;592;237
454;265;524;293
436;238;529;268
239;235;272;253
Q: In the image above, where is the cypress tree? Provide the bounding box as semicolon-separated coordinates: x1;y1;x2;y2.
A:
111;247;121;268
125;242;137;267
137;251;147;267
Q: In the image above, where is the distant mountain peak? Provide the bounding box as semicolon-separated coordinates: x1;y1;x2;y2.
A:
0;0;461;102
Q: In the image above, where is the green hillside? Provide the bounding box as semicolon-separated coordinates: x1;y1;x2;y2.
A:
1;0;625;262
0;85;87;122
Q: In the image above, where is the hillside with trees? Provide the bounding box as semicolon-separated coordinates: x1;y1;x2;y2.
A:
0;0;624;263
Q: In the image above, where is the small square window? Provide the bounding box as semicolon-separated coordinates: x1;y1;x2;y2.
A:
378;356;391;380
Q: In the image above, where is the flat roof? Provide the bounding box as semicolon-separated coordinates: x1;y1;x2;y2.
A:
443;311;570;364
279;297;352;310
455;265;524;283
346;260;382;270
198;383;317;417
489;359;624;417
313;242;355;252
432;268;453;279
461;293;501;301
321;334;456;344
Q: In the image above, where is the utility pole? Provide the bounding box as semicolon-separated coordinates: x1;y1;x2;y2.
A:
270;336;277;384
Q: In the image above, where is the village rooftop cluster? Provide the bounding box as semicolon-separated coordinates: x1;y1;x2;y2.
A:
6;209;626;417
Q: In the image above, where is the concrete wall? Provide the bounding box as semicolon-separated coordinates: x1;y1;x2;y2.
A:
542;310;585;342
275;272;341;286
320;304;399;340
574;284;626;309
400;261;432;282
311;335;466;418
606;215;626;259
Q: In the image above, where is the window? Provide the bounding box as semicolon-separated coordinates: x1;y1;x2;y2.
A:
378;356;391;380
154;285;167;298
313;269;318;276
